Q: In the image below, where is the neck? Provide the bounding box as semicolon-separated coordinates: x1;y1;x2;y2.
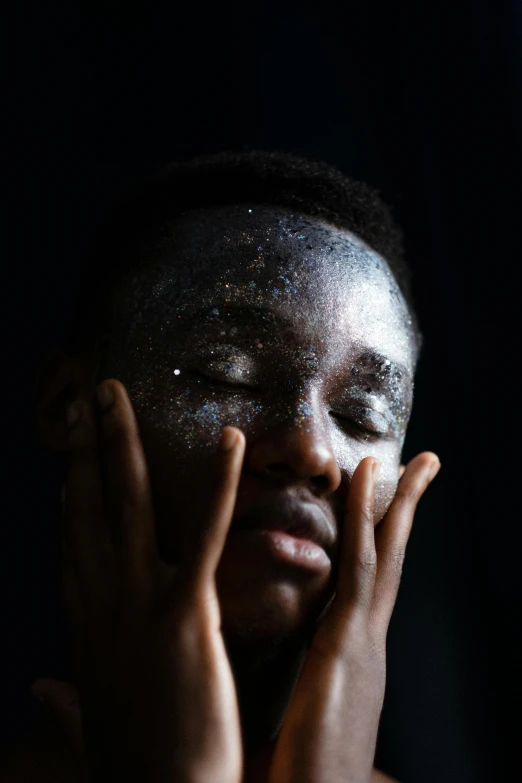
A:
225;635;308;782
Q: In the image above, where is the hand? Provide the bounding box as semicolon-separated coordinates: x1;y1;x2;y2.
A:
31;379;246;783
267;452;440;783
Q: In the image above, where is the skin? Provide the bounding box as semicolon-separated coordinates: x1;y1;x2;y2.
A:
22;204;439;782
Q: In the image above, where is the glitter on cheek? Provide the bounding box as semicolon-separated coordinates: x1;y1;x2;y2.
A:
329;425;402;522
106;327;268;454
373;460;401;523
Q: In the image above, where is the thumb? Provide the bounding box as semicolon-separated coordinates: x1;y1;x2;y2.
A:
30;678;84;758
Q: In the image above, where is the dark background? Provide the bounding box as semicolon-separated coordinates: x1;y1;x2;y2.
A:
3;2;518;781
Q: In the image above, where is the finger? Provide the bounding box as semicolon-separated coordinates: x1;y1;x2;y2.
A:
335;456;380;618
65;399;114;610
96;379;160;598
370;452;440;636
399;464;406;479
186;426;246;585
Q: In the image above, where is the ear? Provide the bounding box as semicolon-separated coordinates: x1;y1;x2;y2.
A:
33;347;98;452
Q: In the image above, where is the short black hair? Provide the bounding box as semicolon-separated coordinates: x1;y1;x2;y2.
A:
64;149;421;363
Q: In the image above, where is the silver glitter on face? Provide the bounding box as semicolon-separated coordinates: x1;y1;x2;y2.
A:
100;204;417;525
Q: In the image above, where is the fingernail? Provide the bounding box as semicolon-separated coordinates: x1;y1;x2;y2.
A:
66;401;81;428
220;427;237;451
96;382;114;411
372;459;381;481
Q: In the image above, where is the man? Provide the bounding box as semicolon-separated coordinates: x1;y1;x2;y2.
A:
5;151;439;781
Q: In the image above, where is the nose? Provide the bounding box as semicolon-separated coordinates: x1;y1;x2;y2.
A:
247;396;342;496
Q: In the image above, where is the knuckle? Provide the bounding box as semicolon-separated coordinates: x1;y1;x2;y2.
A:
386;547;406;578
359;499;375;526
394;482;420;507
354;549;378;575
352;553;378;597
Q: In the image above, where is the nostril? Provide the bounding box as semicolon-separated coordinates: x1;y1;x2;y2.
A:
311;474;330;491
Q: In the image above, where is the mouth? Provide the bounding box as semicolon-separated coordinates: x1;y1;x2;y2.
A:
229;491;336;569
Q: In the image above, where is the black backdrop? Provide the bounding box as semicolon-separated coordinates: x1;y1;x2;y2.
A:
3;2;518;781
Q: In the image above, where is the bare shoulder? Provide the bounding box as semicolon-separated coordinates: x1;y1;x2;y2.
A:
372;768;401;783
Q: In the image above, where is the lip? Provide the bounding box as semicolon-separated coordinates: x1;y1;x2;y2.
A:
230;491;336;559
232;528;331;571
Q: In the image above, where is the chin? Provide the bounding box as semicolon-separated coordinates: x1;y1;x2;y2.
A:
217;574;331;653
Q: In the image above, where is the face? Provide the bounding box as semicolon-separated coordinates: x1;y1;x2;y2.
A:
95;204;416;649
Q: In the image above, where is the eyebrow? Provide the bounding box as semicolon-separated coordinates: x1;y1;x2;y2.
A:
353;349;413;391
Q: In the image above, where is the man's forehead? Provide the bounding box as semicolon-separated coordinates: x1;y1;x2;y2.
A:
116;203;415;369
133;203;397;303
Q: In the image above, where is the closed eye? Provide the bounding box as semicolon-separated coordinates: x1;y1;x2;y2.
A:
329;410;389;439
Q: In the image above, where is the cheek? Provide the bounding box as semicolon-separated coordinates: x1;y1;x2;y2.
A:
332;434;401;526
108;351;254;455
374;460;400;524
